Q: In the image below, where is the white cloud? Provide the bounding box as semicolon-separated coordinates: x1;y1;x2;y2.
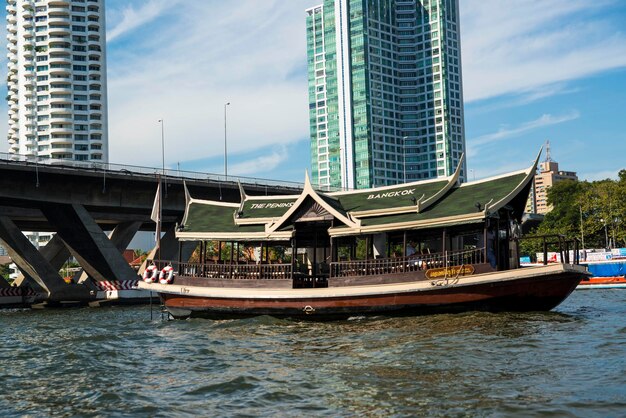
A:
460;0;626;102
228;146;290;177
469;111;580;148
105;1;320;170
107;0;178;42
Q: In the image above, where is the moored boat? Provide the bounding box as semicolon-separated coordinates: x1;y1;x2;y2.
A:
139;152;589;319
577;260;626;289
576;276;626;289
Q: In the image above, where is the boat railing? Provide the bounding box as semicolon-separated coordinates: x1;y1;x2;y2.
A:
330;247;485;278
518;234;581;265
150;260;293;280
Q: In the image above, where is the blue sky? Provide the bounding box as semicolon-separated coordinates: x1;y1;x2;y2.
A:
3;0;626;183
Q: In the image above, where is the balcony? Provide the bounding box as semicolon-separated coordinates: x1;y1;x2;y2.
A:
49;125;74;136
48;5;70;13
49;114;73;123
48;0;70;6
48;16;71;25
48;25;70;36
49;56;72;66
49;42;71;52
49;84;73;94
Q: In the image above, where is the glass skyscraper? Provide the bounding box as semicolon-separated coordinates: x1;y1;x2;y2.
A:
306;0;466;190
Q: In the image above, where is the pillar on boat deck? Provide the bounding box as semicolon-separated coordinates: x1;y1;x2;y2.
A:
12;233;70;290
41;203;138;283
0;215;67;295
305;248;315;276
372;233;386;259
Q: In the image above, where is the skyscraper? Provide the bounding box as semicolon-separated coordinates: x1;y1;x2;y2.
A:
306;0;466;190
6;0;108;163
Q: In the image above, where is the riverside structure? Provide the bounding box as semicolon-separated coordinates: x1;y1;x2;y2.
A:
306;0;467;190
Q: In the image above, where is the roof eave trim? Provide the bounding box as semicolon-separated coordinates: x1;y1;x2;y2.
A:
328;212;486;237
176;231;294;242
267;171;360;233
419;153;465;211
486;147;542;215
234;217;281;226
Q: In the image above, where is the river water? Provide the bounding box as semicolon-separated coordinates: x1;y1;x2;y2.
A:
1;290;625;417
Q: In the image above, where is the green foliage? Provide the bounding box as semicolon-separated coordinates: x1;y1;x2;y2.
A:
533;174;626;249
0;264;11;281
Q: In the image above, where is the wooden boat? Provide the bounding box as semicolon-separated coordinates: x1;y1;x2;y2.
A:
139;153;589;319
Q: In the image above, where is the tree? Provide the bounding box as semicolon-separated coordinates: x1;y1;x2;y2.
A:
526;172;626;251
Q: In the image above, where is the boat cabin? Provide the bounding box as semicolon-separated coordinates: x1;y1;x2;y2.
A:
165;156;537;289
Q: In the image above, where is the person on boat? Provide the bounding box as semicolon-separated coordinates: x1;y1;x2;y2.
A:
406;241;417;256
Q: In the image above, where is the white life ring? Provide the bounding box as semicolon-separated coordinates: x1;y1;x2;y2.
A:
159;265;175;284
143;264;159;283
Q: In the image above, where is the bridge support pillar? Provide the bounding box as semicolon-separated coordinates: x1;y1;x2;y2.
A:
76;221;142;284
42;204;139;283
13;234;71;290
0;216;74;298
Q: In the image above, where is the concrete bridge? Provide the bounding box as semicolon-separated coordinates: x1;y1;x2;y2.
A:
0;158;302;305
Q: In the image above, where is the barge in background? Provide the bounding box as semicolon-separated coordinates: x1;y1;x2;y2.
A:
139;152;589;319
577;260;626;289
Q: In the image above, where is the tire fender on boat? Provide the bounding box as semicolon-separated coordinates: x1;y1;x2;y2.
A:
159;265;175;285
143;264;159;283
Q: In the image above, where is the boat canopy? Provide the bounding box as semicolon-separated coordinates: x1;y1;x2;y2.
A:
177;153;539;242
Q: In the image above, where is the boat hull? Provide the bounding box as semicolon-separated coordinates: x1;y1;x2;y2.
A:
576;276;626;290
140;264;587;320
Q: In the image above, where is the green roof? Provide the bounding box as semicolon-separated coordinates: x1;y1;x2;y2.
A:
177;160;535;241
357;172;526;228
184;201;264;234
239;197;297;220
331;179;449;212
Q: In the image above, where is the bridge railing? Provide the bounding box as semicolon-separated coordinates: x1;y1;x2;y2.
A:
0;153;349;192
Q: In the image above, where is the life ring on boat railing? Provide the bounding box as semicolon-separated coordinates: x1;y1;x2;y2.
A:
143;264;159;283
159;265;175;285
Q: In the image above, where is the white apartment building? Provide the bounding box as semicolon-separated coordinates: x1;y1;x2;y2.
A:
6;0;108;163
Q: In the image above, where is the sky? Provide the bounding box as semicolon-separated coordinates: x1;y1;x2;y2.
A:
2;0;626;183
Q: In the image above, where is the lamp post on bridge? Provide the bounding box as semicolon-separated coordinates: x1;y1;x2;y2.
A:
158;118;165;176
600;218;609;249
158;118;166;197
224;102;230;178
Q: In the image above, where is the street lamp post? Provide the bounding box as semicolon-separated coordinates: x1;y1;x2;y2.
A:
601;218;609;249
158;119;165;176
613;217;618;249
158;118;166;197
224;102;230;178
